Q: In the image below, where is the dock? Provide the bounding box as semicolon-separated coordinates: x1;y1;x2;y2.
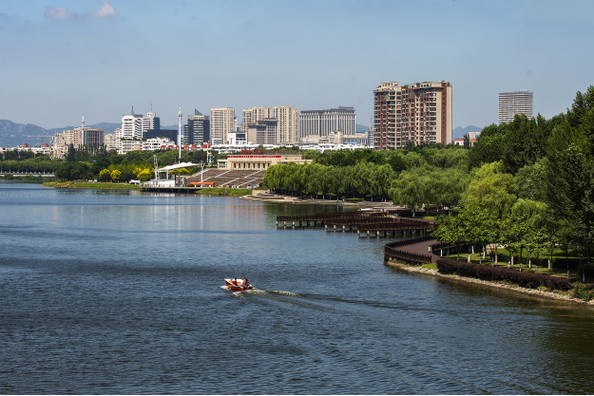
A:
276;213;434;238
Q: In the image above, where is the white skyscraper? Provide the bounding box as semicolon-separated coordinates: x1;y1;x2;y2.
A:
142;112;159;135
300;107;356;138
498;91;533;125
119;114;143;140
210;107;235;145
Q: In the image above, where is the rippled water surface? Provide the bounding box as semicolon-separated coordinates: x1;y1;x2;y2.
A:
1;182;594;394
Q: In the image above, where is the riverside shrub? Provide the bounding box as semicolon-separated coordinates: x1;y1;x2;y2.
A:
436;258;571;291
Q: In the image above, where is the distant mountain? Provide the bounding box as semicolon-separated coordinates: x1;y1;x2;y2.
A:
453;125;484;140
87;123;120;135
0;119;120;148
0;120;52;148
356;123;369;133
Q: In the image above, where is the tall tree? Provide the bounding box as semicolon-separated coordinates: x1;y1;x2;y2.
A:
545;86;594;265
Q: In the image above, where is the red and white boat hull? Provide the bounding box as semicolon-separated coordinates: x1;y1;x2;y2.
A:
224;278;253;291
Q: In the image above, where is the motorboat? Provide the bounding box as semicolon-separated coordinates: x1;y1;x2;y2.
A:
225;278;253;291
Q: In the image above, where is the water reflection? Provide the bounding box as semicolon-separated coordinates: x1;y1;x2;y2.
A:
1;182;593;394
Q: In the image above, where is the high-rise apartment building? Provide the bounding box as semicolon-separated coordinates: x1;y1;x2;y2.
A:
300;107;356;138
498;91;533;124
247;119;278;145
373;81;453;150
183;110;210;145
118;111;162;142
118;113;143;140
241;107;272;135
210;107;235;145
60;127;104;147
51;117;104;159
273;106;300;145
142;112;160;133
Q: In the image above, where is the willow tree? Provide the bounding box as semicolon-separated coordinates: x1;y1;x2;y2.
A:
389;171;426;216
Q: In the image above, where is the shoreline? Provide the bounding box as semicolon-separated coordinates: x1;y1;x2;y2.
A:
385;260;594;306
241;191;396;207
43;182;142;190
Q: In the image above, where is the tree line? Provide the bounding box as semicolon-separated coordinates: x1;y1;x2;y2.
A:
262;86;594;270
263;146;470;205
55;146;209;182
433;86;594;269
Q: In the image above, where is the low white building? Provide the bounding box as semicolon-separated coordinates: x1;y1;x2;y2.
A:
118;139;142;154
142;138;175;152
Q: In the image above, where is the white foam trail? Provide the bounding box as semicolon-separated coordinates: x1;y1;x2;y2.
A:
266;290;302;297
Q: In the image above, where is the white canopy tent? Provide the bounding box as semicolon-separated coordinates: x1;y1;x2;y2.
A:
149;162;202;187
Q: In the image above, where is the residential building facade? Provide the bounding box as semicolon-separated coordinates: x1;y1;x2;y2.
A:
273;106;300;145
210;107;235;145
498;91;533;124
183;110;210;145
241;107;272;135
143;137;175;151
51;126;105;159
247;118;278;145
119;114;144;140
373;81;453;150
142;112;160;133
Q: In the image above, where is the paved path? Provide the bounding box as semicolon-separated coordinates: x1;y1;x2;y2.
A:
397;238;441;263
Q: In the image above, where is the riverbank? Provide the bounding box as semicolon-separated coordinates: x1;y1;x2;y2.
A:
195;187;252;196
43;181;142;190
385;259;594;306
241;191;396;207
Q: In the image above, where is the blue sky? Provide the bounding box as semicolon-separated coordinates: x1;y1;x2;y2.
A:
1;0;593;131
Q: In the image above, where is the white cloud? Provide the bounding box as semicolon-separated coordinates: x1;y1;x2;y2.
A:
45;1;117;20
44;6;76;19
89;0;117;19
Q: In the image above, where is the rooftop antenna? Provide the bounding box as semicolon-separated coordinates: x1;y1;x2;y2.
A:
82;115;85;129
132;105;134;115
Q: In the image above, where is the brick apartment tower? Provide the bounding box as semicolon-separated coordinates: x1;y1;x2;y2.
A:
373;81;453;150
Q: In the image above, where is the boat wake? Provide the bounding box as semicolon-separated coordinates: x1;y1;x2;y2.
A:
220;286;302;297
265;290;303;297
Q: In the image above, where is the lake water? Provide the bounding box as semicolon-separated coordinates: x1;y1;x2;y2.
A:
1;182;593;394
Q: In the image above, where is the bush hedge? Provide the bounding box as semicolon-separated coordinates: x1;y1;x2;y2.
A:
436;258;571;291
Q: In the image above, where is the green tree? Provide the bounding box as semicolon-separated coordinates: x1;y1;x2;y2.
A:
389;171;426;216
66;144;76;162
462;161;517;219
98;168;111;182
55;161;91;181
110;169;121;182
545;87;594;265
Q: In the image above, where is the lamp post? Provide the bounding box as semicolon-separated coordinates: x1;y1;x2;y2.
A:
178;107;182;160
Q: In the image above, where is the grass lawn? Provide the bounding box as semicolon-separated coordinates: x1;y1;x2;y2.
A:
437;246;585;279
194;188;252;196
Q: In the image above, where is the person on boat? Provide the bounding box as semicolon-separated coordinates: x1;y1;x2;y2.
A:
243;278;250;290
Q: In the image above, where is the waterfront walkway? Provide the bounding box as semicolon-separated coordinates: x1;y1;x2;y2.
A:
383;237;441;264
399;239;440;263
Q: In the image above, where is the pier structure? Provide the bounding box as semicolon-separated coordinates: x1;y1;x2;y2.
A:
276;213;434;238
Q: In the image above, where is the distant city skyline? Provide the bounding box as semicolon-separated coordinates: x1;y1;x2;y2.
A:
1;0;593;130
